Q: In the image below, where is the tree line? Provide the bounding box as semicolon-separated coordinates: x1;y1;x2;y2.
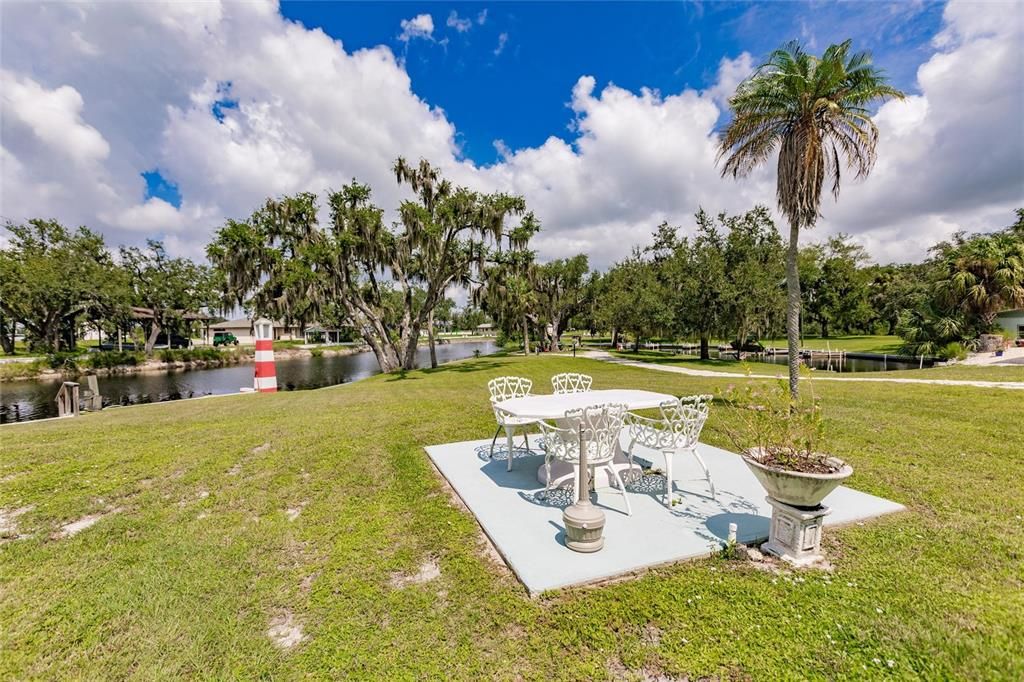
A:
0;220;217;355
3;171;1019;369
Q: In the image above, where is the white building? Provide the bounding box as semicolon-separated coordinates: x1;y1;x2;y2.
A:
996;309;1024;341
205;318;303;345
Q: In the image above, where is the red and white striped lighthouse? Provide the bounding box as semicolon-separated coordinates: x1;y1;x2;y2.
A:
253;318;277;393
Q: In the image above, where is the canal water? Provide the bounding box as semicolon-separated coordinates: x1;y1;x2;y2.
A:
750;351;932;373
0;341;497;424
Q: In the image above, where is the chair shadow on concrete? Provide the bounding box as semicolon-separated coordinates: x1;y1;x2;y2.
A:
474;443;550;493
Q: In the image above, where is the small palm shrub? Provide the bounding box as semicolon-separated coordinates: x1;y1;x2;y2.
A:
719;372;837;474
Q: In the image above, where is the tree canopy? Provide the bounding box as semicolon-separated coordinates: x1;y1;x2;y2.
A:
0;220;126;352
208;158;535;372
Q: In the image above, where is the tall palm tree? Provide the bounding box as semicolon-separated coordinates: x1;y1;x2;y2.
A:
717;40;904;398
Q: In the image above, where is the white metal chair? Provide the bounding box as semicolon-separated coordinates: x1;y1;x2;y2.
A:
536;403;632;516
551;372;593;394
488;376;539;470
625;395;715;506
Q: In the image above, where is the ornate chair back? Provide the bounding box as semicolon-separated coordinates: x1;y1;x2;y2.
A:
488;376;533;424
550;372;593;394
627;394;712;450
488;376;533;403
542;402;626;466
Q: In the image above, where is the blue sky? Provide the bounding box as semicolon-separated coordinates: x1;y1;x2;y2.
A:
280;1;945;164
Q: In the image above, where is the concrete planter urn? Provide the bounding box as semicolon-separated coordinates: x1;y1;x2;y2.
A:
742;449;853;508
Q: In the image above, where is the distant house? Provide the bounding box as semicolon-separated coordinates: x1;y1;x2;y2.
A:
205;318;303;345
475;322;495;337
303;324;353;345
996;309;1024;340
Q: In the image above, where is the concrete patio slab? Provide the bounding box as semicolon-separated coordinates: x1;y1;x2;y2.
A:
425;437;904;595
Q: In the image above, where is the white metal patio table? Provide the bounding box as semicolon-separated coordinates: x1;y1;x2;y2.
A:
493;388;677;487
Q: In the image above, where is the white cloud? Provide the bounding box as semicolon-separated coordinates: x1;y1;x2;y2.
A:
1;71;110;167
817;0;1024;262
398;13;434;42
705;53;754;108
493;32;508;57
477;9;488;25
446;11;472;33
70;30;100;57
104;198;186;233
0;0;1020;271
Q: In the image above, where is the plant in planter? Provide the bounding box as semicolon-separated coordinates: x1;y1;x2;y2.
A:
719;373;852;508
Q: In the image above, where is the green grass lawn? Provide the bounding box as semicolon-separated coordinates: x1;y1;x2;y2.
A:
2;355;1021;679
854;364;1024;382
762;335;904;354
609;349;786;374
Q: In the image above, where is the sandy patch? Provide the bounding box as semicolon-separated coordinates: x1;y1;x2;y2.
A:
390;557;441;589
0;505;35;540
606;658;688;682
53;507;122;539
267;611;305;650
299;572;319;592
227;463;243;476
285;501;308;521
642;623;663;647
178;489;210;507
251;442;271;455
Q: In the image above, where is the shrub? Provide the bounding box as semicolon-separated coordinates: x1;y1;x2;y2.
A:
310;347;324;358
937;341;967;361
86;351;143;369
195;347;222;362
46;352;79;371
0;359;47;381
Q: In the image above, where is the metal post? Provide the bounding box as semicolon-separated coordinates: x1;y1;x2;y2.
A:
562;419;606;552
577;424;588;503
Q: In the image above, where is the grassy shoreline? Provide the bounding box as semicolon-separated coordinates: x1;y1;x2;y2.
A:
1;355;1020;678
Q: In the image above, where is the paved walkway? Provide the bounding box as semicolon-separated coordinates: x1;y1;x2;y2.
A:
582;351;1024;391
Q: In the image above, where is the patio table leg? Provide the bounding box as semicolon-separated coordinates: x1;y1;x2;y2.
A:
506;424;516;471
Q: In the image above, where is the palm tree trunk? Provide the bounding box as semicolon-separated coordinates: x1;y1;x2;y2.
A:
786;219;802;399
522;316;530;355
699;334;710;360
